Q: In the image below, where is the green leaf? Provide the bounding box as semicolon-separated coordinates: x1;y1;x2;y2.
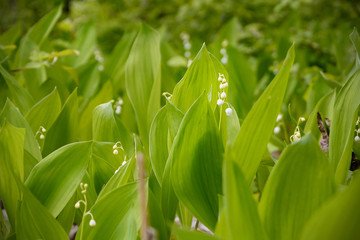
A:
126;23;161;153
149;106;168;182
97;155;135;199
13;5;62;95
329;70;360;184
0;64;35;114
171;93;223;231
104;31;137;92
228;44;295;185
25;141;92;217
300;175;360;240
0;122;25;229
149;100;183;183
92;102;120;142
171;44;220;113
223;160;267;240
259;134;335;240
78;81;113;140
42;89;79;156
76;182;138;240
25;87;62;133
16;182;68;240
0;99;41;164
227;45;256;119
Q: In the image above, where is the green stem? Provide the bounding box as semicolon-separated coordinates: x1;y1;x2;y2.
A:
219;105;223;131
79;194;87;240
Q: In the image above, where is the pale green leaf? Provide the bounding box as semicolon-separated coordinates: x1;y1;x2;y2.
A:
0;64;34;114
76;182;138;240
171;93;223;230
42;89;79;156
329;69;360;184
300;174;360;240
126;23;161;153
172;44;220;113
228;44;295;185
0;122;25;229
16;182;68;240
25;87;62;133
25;141;92;217
223;160;267;240
259;134;335;240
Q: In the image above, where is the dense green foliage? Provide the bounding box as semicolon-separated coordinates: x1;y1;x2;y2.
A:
1;1;360;239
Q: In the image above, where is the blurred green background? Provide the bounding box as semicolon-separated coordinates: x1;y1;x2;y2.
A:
1;0;359;58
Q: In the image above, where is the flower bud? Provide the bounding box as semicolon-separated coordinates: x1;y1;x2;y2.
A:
89;219;96;227
217;99;224;106
225;108;233;116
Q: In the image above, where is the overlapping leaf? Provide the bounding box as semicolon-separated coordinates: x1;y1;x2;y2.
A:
171;93;223;230
259;134;335;240
227;44;295;185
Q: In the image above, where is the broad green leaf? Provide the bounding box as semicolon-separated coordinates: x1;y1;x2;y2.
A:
227;45;256;119
223;160;267;240
25;87;62;133
259;134;335;240
171;93;223;230
171;44;220;113
126;23;161;153
16;182;68;240
161;159;178;225
228;44;295;185
329;70;360;184
173;228;220;240
92;102;120;142
24;5;62;46
98;155;135;199
78;80;113;140
92;101;134;157
25;141;92;217
0;99;41;163
149;106;168;182
150;100;183;183
76;182;138;240
0;122;25;229
0;64;34;114
42;89;79;156
300;174;360;240
57;194;76;234
108;209;138;240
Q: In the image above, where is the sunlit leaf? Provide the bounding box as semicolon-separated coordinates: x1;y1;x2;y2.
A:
171;93;223;230
259;134;335;240
228;44;295;185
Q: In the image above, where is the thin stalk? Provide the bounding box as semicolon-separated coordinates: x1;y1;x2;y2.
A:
219;105;223;130
79;194;87;240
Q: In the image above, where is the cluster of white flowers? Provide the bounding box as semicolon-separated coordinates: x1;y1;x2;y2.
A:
112;141;124;155
75;182;96;227
355;117;360;142
94;49;104;71
113;98;124;115
220;40;228;65
290;117;306;143
36;126;46;140
273;114;282;134
217;73;232;116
